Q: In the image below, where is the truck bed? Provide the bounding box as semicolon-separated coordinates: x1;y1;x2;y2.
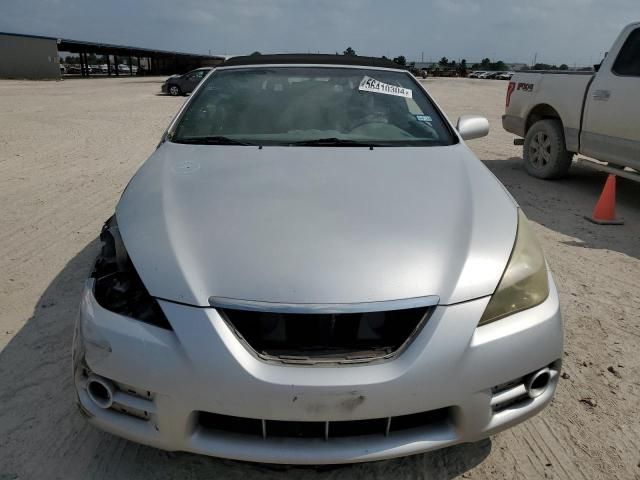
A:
503;71;594;152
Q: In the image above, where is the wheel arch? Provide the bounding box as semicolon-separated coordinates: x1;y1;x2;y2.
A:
525;104;563;133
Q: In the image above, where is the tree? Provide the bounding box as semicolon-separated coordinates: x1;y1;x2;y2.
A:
393;55;406;66
343;47;356;56
481;58;491;68
458;59;468;76
250;51;262;56
559;64;569;70
533;63;556;70
494;60;507;71
438;57;449;67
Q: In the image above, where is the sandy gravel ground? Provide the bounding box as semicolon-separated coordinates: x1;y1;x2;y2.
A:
0;76;639;479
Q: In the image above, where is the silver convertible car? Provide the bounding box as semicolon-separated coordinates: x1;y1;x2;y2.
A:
73;54;563;464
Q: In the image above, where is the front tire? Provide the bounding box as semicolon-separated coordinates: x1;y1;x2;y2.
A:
523;119;573;179
168;85;181;96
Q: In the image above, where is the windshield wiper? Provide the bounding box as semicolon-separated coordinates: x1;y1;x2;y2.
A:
172;136;255;146
288;137;377;147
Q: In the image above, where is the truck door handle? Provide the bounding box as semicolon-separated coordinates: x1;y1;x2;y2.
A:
592;90;611;101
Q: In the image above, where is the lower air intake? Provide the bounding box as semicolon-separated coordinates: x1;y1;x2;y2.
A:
197;408;451;440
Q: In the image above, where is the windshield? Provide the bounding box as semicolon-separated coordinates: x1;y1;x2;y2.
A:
170;66;455;146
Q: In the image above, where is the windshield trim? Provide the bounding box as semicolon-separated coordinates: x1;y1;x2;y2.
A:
163;65;459;147
213;63;411;74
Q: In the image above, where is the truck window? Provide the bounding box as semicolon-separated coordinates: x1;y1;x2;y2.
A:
613;28;640;76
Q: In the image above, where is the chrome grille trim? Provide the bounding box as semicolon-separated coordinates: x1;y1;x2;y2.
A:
209;295;440;314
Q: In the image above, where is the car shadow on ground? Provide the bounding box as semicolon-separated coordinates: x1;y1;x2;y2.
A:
0;240;490;479
484;157;640;260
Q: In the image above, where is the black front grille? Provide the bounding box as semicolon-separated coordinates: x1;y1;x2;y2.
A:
197;408;451;440
219;306;432;364
330;417;387;437
267;420;325;438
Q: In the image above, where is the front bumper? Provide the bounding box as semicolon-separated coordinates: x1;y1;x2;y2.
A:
160;83;168;94
73;274;563;464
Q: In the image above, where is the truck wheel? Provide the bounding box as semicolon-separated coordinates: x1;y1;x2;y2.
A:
523;119;573;179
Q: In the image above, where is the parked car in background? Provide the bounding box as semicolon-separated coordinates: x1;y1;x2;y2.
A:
496;72;514;80
118;64;131;74
161;67;213;96
407;65;427;78
74;54;562;465
469;71;485;78
478;71;495;79
503;21;640;178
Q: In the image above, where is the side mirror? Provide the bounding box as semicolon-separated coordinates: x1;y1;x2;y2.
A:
456;115;489;140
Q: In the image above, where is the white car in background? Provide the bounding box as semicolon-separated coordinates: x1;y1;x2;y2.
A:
496;72;514;80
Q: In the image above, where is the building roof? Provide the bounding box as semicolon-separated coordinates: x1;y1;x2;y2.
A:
0;31;224;60
221;54;401;69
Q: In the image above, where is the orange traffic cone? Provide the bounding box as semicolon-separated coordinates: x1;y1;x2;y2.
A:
586;174;624;225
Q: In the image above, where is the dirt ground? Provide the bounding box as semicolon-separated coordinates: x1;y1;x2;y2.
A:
0;76;639;480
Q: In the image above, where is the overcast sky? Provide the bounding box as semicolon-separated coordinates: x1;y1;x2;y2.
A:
1;0;639;65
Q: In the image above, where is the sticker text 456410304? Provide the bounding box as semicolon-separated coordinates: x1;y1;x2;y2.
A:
359;76;413;99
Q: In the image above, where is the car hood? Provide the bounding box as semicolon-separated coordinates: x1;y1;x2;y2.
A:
116;142;517;307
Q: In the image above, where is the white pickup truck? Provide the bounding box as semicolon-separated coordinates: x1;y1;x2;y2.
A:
503;22;640;179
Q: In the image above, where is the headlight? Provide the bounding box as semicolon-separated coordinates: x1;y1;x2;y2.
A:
92;216;172;330
478;209;549;326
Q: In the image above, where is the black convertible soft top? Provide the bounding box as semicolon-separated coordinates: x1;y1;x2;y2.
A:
220;54;401;69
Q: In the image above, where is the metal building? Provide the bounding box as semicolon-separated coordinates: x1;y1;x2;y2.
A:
0;33;61;79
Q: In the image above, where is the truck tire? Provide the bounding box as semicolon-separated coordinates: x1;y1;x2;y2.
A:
523;119;573;179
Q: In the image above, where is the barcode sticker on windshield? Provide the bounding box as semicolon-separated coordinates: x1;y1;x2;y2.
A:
359;76;412;99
